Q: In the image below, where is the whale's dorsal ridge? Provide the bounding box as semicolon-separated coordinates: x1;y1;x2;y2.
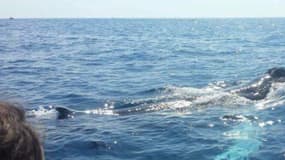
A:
267;67;285;79
55;107;75;119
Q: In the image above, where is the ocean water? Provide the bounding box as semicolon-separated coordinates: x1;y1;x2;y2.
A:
1;18;285;160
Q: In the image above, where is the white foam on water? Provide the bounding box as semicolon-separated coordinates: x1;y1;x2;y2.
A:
160;85;251;108
84;108;118;116
216;122;262;160
140;100;192;112
216;82;285;160
27;105;57;118
258;120;274;128
163;100;192;109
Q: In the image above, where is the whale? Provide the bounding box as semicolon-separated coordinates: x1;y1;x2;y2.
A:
55;107;76;119
54;67;285;119
231;67;285;100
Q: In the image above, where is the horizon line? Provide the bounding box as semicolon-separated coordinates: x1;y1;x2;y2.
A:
1;16;285;19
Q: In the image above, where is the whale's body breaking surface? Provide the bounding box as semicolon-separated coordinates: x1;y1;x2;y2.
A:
232;67;285;100
55;107;76;119
231;67;285;100
54;67;285;119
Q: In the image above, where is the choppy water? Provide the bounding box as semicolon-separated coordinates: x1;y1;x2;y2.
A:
1;18;285;160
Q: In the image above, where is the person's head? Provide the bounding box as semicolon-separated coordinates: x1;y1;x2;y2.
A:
0;102;44;160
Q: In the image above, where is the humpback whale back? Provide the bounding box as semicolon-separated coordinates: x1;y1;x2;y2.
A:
49;67;285;119
233;67;285;100
55;107;75;119
233;76;272;100
267;67;285;82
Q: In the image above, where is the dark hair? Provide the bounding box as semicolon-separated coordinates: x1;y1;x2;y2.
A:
0;102;44;160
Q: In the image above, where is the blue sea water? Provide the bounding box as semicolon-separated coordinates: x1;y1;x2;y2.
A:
1;18;285;160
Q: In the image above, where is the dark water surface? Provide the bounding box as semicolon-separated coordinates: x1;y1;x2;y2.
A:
1;18;285;160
